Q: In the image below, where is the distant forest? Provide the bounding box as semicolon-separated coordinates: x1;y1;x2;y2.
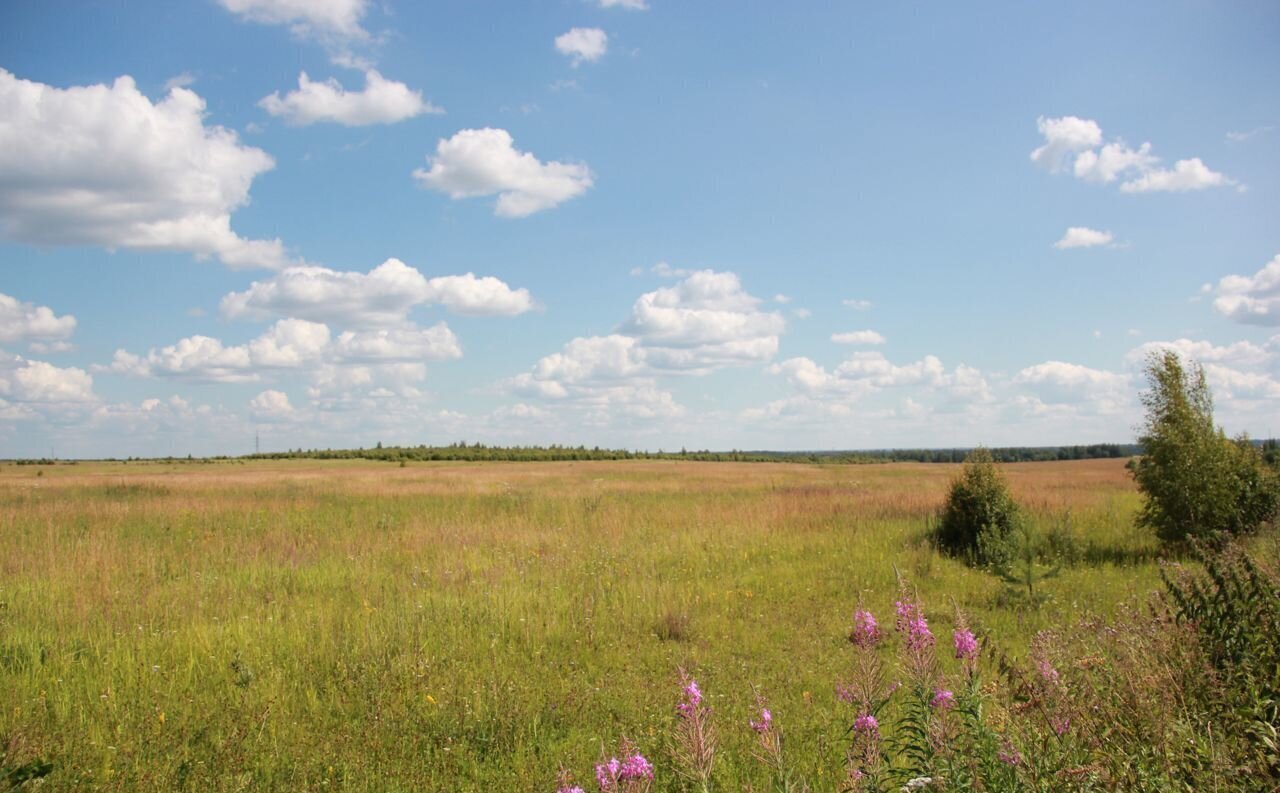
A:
235;442;1145;465
12;441;1280;466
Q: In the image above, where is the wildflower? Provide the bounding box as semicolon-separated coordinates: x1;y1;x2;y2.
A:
895;598;934;649
620;753;653;780
684;680;702;706
749;707;772;733
953;629;978;661
930;688;954;710
596;758;621;790
853;714;879;734
558;787;586;793
1051;715;1071;736
849;609;881;648
997;741;1022;767
596;746;654;791
1035;656;1060;684
902;777;934;790
677;679;702;716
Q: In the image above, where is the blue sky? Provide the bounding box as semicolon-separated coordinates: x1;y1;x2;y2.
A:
1;0;1278;457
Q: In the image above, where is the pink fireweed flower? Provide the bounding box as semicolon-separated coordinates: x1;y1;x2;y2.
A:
953;629;978;661
835;683;855;704
596;758;621;790
1051;715;1071;736
895;598;934;649
676;676;704;717
930;688;955;710
596;761;615;790
997;742;1022;767
1036;656;1060;684
849;609;881;648
619;753;653;780
749;707;773;733
853;714;879;734
677;679;702;716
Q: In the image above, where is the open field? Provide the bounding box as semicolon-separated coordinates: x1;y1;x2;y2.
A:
1;459;1162;790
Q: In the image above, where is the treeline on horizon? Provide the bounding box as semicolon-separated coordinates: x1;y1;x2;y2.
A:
13;440;1279;466
238;442;1141;464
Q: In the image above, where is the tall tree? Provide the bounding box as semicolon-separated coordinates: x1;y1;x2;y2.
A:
1133;350;1278;542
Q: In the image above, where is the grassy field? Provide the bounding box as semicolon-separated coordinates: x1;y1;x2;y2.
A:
0;458;1163;790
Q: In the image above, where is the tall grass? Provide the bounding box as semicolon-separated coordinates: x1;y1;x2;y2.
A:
0;459;1159;790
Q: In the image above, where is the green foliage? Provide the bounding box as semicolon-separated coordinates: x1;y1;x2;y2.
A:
2;757;53;789
1132;350;1280;543
936;448;1021;565
1163;542;1280;777
986;519;1062;607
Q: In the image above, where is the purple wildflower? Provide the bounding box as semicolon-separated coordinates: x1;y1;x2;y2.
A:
850;609;881;648
930;688;955;710
997;741;1022;767
1035;656;1060;684
1052;715;1071;736
953;629;978;661
853;714;879;734
596;758;620;790
835;683;855;704
895;598;934;649
677;678;703;716
749;707;773;734
619;753;653;781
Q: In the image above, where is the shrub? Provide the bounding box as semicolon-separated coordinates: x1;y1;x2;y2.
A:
1163;542;1280;777
1132;350;1280;543
936;448;1020;565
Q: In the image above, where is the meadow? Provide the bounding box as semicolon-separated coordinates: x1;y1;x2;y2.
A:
0;458;1165;790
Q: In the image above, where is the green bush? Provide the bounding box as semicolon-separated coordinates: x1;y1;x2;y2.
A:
1163;542;1280;778
936;447;1020;565
1132;350;1280;543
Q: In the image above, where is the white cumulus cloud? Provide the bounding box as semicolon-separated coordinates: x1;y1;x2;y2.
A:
1014;361;1130;409
0;355;96;405
218;0;369;41
422;273;535;316
599;0;648;9
0;69;299;270
413;128;594;217
500;269;782;425
249;389;295;421
331;324;461;363
1054;227;1114;249
555;27;608;65
831;330;885;345
0;293;77;349
1029;115;1103;171
259;70;441;126
1031;115;1235;194
98;319;329;383
1119;158;1233;193
1214;254;1280;326
221;259;534;326
97;316;460;384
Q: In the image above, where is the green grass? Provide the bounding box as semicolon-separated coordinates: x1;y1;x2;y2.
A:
0;459;1161;790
